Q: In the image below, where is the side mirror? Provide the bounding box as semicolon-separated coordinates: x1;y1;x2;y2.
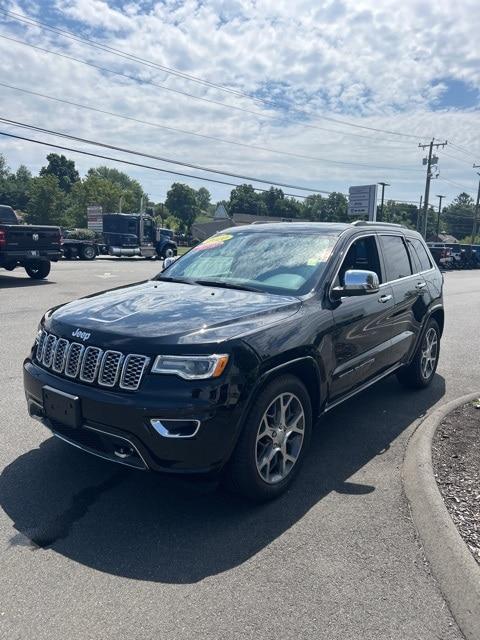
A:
332;269;380;299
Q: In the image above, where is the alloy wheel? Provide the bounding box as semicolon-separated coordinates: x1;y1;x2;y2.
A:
255;392;305;484
420;327;438;380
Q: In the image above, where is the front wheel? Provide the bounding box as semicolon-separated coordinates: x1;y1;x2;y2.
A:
224;375;312;501
25;260;51;280
397;318;440;389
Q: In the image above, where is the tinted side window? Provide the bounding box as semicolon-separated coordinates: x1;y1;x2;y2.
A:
407;240;422;273
411;239;432;271
380;235;412;281
338;235;383;285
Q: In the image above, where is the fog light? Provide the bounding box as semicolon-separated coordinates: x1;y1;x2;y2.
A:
150;419;200;438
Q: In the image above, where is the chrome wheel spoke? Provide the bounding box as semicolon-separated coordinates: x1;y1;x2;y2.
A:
255;392;305;484
420;328;438;379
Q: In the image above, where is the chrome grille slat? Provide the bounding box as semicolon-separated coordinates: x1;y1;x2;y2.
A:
52;338;69;373
120;354;150;391
35;332;149;391
80;346;103;383
36;330;47;362
98;351;124;387
65;343;84;378
42;334;57;367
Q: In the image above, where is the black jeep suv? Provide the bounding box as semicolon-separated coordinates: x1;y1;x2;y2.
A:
24;222;444;500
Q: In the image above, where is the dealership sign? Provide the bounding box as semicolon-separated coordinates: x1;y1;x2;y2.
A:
348;185;378;220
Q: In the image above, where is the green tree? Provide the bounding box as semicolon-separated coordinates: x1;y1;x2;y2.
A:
87;166;145;212
165;183;199;233
443;193;475;240
10;165;33;211
40;154;79;193
26;174;66;225
261;187;284;216
196;187;211;212
228;184;267;215
65;174;124;227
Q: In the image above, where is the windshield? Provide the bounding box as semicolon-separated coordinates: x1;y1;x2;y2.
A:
157;230;339;295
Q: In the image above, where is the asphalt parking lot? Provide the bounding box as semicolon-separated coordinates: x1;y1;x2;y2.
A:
1;261;479;640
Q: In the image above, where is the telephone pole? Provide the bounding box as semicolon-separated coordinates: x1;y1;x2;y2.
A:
377;182;390;221
419;139;447;239
435;195;445;238
416;195;423;231
473;165;480;243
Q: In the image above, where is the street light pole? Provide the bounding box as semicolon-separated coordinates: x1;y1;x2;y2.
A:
472;167;480;243
378;182;390;221
435;195;445;239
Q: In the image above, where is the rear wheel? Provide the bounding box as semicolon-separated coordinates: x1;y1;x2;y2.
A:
80;244;96;260
25;260;51;280
225;375;312;501
397;318;440;389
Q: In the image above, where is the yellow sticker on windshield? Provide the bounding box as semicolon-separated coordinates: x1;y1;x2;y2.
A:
205;234;232;243
193;234;233;251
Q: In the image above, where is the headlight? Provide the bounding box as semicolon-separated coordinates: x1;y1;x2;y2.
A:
151;354;229;380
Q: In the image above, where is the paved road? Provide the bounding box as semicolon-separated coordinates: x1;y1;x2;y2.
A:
1;261;479;640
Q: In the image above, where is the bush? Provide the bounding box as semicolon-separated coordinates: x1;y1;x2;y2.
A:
66;228;96;240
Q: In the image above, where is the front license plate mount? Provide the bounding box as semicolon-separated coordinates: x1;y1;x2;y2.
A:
42;386;82;429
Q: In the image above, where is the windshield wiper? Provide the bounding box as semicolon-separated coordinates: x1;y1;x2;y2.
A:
155;276;196;285
194;279;263;293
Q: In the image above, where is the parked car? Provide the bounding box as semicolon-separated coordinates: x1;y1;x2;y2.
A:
24;221;444;500
427;243;453;269
0;205;61;279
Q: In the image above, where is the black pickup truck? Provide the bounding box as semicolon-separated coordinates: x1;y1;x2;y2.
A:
0;205;62;279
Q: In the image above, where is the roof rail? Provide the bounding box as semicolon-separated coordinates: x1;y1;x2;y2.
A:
351;220;404;228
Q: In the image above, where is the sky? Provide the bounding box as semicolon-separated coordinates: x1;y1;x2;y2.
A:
0;0;479;207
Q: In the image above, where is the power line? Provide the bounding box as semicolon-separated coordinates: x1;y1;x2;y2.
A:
438;177;476;194
449;142;479;161
0;128;318;198
0;32;421;146
0;7;427;141
0;82;423;172
0;119;333;194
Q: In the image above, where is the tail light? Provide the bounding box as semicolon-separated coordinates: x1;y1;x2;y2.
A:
0;229;6;249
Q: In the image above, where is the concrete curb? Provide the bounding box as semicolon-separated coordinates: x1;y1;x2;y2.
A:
403;392;480;640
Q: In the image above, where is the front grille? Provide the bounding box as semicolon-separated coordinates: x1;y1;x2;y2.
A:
52;338;69;373
35;332;149;391
80;346;103;382
120;354;150;390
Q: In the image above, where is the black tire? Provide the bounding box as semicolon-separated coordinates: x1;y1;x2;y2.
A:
161;245;175;259
25;260;51;280
397;318;440;389
80;244;96;260
224;374;312;501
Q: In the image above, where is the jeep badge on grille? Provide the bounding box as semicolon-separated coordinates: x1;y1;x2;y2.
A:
71;328;91;342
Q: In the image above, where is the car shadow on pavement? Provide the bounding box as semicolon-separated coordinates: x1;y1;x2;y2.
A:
0;275;54;288
0;374;445;584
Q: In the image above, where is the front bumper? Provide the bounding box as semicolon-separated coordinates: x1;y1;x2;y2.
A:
23;359;248;474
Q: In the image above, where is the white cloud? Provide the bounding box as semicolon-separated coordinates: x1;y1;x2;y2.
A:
0;0;478;205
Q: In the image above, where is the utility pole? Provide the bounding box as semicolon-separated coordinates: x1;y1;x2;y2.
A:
435;195;445;238
472;165;480;243
419;139;447;239
378;182;390;221
416;195;423;231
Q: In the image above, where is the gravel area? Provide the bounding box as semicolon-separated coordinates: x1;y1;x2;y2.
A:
432;401;480;565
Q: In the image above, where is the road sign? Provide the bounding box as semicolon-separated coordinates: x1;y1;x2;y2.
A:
348;185;378;220
87;205;103;232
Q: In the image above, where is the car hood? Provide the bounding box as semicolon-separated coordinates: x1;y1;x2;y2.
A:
46;280;301;348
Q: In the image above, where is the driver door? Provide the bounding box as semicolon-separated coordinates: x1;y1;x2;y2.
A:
329;235;395;400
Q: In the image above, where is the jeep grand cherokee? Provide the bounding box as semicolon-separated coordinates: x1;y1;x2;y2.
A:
23;221;444;501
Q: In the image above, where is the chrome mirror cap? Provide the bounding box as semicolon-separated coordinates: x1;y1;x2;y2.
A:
332;269;380;299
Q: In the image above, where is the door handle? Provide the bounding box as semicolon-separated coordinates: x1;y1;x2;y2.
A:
378;294;392;303
415;281;427;290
